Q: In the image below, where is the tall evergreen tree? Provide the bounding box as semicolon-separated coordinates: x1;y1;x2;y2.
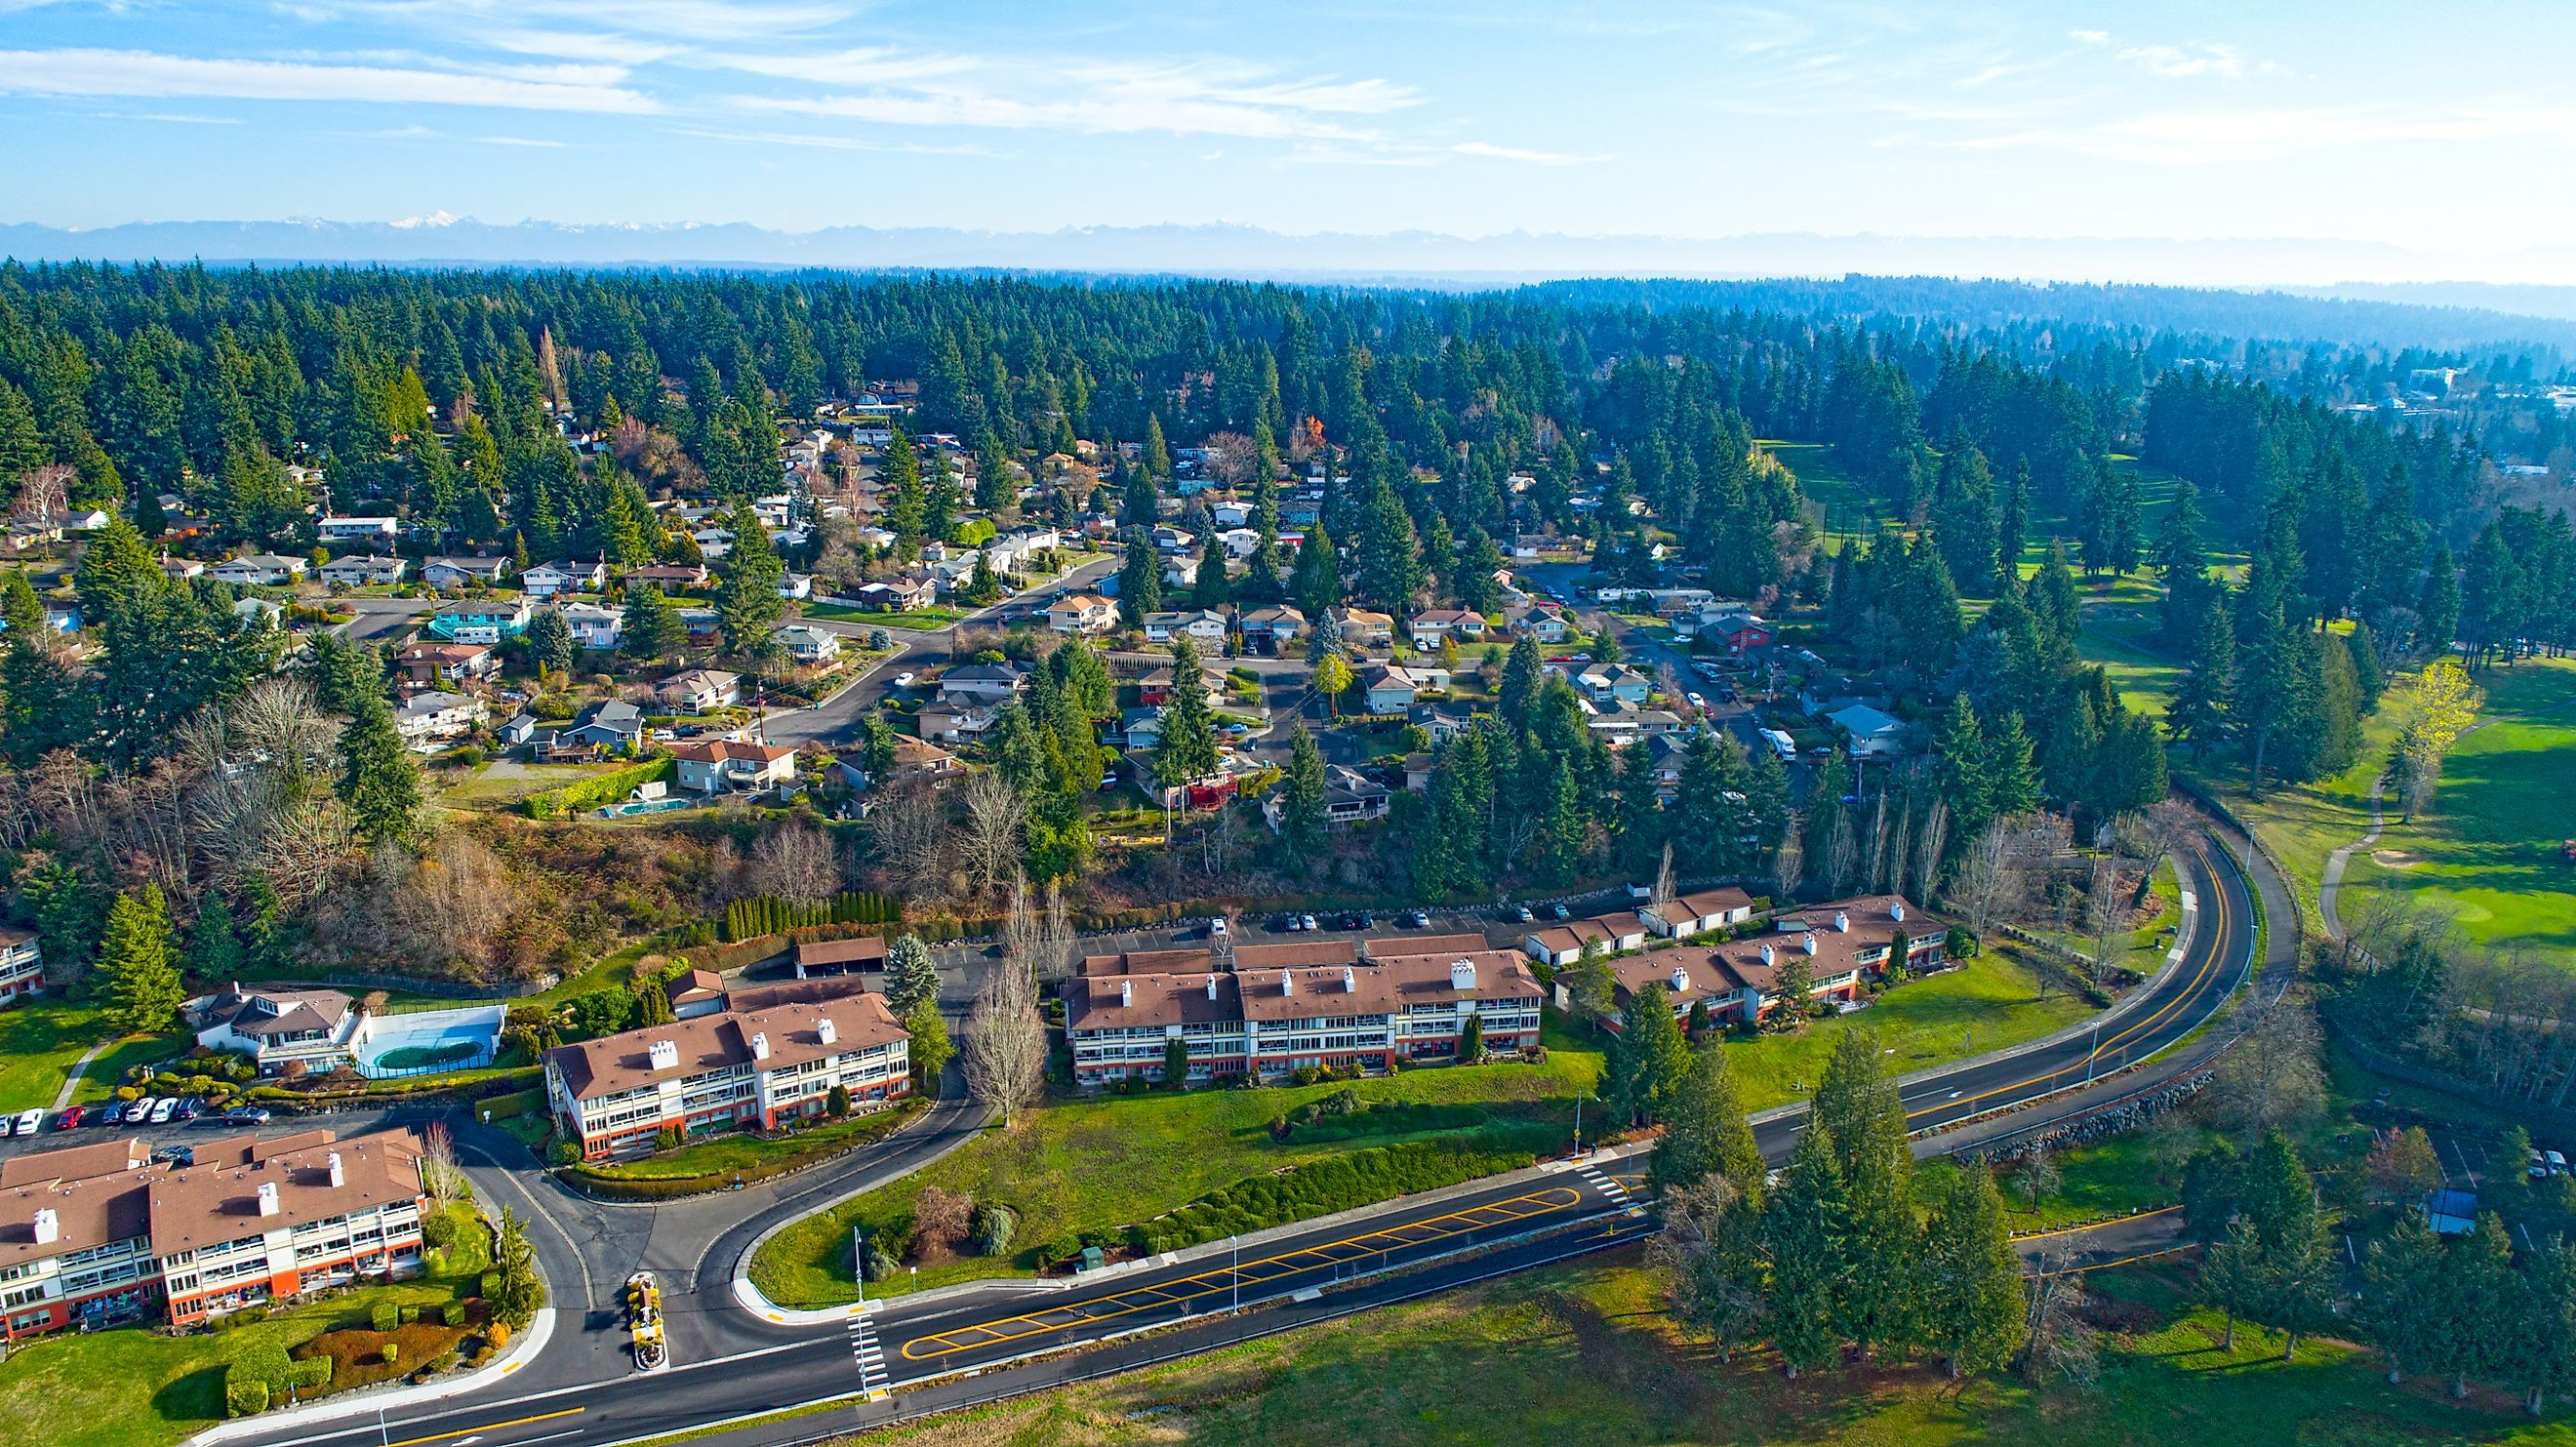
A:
1606;983;1691;1126
1649;1045;1765;1200
1764;1120;1851;1379
1276;723;1328;865
1915;1164;2027;1380
98;886;184;1033
339;693;423;842
1150;639;1220;790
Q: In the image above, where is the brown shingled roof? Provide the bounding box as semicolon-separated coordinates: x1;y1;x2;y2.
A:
144;1133;423;1257
546;991;906;1103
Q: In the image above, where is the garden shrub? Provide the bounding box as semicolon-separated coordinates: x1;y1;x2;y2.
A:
371;1300;400;1332
380;1344;401;1366
291;1357;334;1389
225;1379;268;1418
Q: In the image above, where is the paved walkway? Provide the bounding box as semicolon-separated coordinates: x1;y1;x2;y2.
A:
2318;773;2389;942
50;1037;115;1111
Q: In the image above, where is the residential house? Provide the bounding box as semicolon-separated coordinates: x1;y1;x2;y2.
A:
498;713;542;748
0;1127;427;1338
187;985;367;1074
544;985;909;1158
393;691;487;747
520;559;605;598
1503;602;1571;643
1567;897;1950;1031
210;554;305;587
1360;663;1447;714
664;969;727;1021
394;642;497;688
1408;700;1479;744
1261;764;1391;833
677;607;721;642
427;599;531;643
1520;911;1650;967
849;578;936;612
1064;945;1543;1084
776;571;814;601
1238;605;1306;651
1216;527;1263;559
1701;610;1773;656
1142;609;1228;644
1828;703;1908;759
0;928;44;1006
658;668;743;713
623;564;711;594
1643;886;1758;939
422;556;511;590
1407;609;1488;645
230;597;282;629
317;555;408;587
937;663;1028;704
557;601;624;651
668;739;799;794
916;701;996;743
314;515;398;547
159;557;208;583
550;700;645;755
792;937;888;980
1117;707;1164;751
1046;593;1118;633
1328;606;1395;651
1574;663;1652;706
774;623;842;663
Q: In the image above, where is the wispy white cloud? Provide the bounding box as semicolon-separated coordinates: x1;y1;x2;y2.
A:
0;48;657;110
1451;140;1595;166
480;134;568;146
741;57;1420;142
336;0;847;44
1918;103;2576;166
2115;42;2275;81
668;125;996;156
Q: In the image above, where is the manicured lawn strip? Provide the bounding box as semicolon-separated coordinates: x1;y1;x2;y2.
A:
0;999;178;1112
802;605;964;628
571;1102;923;1183
861;1253;2560;1447
0;1205;491;1447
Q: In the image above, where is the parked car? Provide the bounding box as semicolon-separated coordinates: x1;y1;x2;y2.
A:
1271;913;1301;933
892;672;917;689
1300;914;1318;932
1208;917;1229;940
174;1099;201;1121
123;1099;155;1125
15;1108;45;1136
1340;912;1372;931
54;1105;83;1130
147;1098;178;1125
0;1116;15;1140
1550;903;1571;920
1404;909;1430;928
1514;904;1534;923
1686;691;1707;709
222;1106;273;1125
2552;1149;2571;1177
149;1145;192;1166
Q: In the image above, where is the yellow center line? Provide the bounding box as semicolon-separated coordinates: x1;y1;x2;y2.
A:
1905;839;2236;1124
899;1186;1589;1361
2013;1205;2181;1242
384;1408;585;1447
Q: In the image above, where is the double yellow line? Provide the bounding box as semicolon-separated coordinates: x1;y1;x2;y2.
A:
899;1186;1587;1361
382;1408;585;1447
1902;836;2237;1126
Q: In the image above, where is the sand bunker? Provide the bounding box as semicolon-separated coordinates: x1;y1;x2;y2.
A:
2371;850;2425;868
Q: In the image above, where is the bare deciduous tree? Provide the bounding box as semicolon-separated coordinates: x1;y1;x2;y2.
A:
2209;988;2326;1141
963;876;1051;1125
1945;820;2024;940
420;1120;464;1206
401;827;512;970
749;821;841;905
955;772;1029;899
2017;1252;2102;1387
1771;824;1804;902
867;781;951;893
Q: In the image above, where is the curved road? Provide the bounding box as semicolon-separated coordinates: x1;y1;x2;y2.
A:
223;833;2261;1447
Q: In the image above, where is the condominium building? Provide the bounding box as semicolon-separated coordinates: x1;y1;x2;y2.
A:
543;987;910;1160
1065;944;1543;1086
0;926;43;1006
1567;895;1955;1032
0;1129;425;1340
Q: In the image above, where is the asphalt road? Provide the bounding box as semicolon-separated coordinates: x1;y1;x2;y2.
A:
221;834;2262;1447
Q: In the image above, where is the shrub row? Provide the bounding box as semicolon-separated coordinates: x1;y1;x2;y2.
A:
520;757;676;820
560;1106;919;1200
224;1345;333;1417
722;892;902;941
1271;1099;1491;1145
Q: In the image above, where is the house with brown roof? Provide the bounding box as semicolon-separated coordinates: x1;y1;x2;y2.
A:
1565;895;1952;1030
187;985;366;1074
1519;910;1650;966
668;739;798;794
1064;947;1542;1085
543;992;910;1158
1642;886;1758;939
793;936;889;979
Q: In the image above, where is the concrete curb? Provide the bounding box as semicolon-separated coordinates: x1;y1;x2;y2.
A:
185;1306;560;1447
727;1094;991;1325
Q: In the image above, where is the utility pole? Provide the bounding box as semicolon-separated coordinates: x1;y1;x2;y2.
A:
853;1225;865;1306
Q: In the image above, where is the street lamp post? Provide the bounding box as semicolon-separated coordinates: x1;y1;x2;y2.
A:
2083;1017;2104;1087
1230;1235;1239;1314
853;1225;865;1306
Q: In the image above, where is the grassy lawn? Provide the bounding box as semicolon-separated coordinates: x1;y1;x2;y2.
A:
802;604;964;629
434;758;636;811
0;999;176;1112
572;1101;923;1182
0;1205;490;1447
1716;949;2095;1113
752;953;2093;1307
845;1253;2566;1447
2336;657;2576;973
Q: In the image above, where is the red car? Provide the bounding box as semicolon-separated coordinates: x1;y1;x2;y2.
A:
53;1105;83;1130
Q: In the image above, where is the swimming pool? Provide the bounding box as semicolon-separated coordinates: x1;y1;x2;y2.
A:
354;1005;506;1078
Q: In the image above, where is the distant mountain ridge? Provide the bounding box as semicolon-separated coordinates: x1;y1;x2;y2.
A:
10;217;2576;350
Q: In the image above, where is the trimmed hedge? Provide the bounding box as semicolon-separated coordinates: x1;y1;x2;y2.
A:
224;1342;296;1417
521;757;676;820
723;892;901;941
559;1103;923;1200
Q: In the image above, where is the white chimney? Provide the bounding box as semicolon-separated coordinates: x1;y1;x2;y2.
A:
1205;975;1220;1000
1669;966;1690;993
1802;933;1818;956
257;1181;280;1218
1834;910;1850;933
751;1030;771;1061
647;1039;679;1071
817;1017;838;1046
1758;943;1776;966
1119;979;1134;1007
32;1208;59;1246
1890;901;1906;922
1448;959;1477;991
326;1151;344;1188
1342;967;1355;992
1281;972;1295;995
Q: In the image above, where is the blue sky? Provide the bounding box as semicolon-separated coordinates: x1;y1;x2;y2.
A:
4;1;2572;269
